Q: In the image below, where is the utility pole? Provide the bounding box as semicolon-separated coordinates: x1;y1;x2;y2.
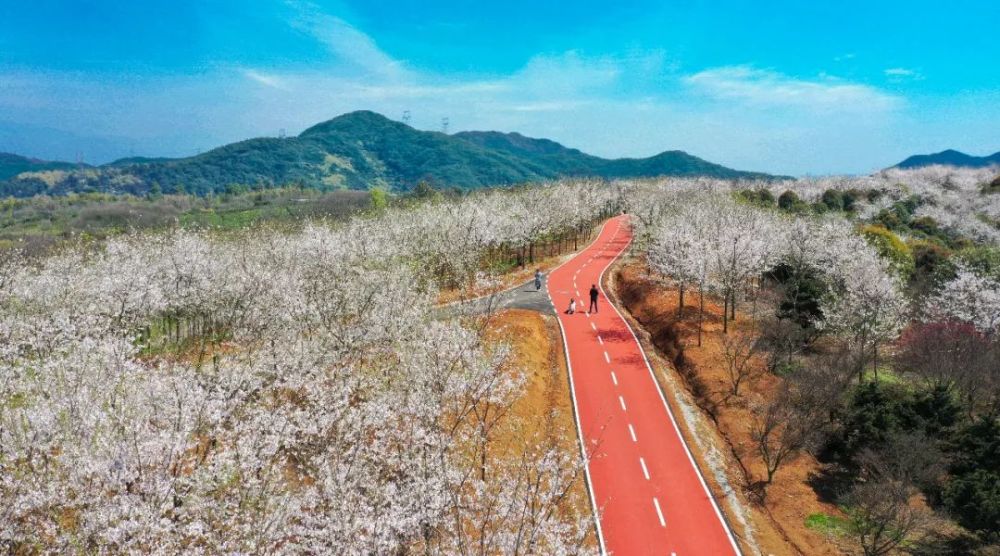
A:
441;116;449;134
279;128;286;139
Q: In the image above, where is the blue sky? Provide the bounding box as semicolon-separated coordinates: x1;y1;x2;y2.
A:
0;0;997;174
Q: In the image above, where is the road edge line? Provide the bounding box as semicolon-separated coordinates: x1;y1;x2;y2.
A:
548;219;612;556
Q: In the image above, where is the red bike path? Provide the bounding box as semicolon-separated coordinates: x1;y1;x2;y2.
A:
546;215;741;556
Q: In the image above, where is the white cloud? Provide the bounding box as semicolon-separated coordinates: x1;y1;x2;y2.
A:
287;1;409;80
684;65;901;112
514;51;621;92
276;3;629;105
242;70;291;91
509;100;592;112
884;67;924;81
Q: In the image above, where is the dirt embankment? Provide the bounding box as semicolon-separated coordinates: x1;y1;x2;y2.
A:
482;309;596;546
612;261;848;556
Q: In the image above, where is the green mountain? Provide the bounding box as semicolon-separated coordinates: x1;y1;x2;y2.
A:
0;152;86;181
0;111;777;197
105;156;177;166
453;130;774;180
894;149;1000;169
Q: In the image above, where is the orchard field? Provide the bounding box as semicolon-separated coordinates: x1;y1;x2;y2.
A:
2;165;1000;554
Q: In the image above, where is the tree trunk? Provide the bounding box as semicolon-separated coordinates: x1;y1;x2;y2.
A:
723;291;729;334
698;287;705;347
872;343;879;382
678;284;685;317
730;290;737;321
859;330;868;383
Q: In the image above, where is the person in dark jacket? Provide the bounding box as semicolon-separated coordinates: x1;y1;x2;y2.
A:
589;284;599;313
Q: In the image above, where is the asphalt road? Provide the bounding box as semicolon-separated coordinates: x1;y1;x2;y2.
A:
548;215;741;556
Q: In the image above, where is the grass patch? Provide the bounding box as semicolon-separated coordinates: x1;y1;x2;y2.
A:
805;512;850;536
862;366;906;386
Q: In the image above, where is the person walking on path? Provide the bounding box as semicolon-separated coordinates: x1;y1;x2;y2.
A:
535;269;542;291
589;284;599;313
566;298;577;314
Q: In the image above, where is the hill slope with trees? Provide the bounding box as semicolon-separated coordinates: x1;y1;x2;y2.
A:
0;111;775;197
0;152;86;181
894;149;1000;169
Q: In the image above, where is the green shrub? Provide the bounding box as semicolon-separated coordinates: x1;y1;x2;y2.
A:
768;262;827;334
957;246;1000;280
943;417;1000;537
908;240;955;290
737;188;776;207
860;224;914;276
778;190;805;212
843;188;865;212
910;215;940;236
982;174;1000;194
821;189;845;212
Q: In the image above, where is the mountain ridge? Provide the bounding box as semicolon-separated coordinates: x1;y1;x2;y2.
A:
0;110;779;197
893;149;1000;169
0;152;89;181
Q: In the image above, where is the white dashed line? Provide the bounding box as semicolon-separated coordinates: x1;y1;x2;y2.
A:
628;423;637;442
640;457;650;480
603;351;610;363
590;322;597;331
619;395;627;412
597;335;603;345
611;371;618;385
653;498;666;527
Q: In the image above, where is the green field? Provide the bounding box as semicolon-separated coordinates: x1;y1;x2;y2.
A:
0;187;373;254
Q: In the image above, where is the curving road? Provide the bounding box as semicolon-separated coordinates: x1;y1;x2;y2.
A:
546;215;741;556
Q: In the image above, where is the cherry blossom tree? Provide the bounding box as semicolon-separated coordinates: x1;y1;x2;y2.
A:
0;181;611;553
926;265;1000;333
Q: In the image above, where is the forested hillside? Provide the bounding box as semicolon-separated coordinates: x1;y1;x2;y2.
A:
0;111;774;197
0;152;85;181
894;149;1000;169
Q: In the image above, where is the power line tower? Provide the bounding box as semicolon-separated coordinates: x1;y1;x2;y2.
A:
401;110;411;125
279;128;286;139
441;116;449;134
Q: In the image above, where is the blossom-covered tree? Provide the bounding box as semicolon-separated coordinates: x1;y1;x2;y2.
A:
0;181;613;553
